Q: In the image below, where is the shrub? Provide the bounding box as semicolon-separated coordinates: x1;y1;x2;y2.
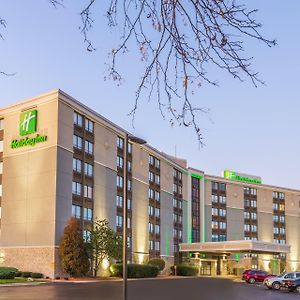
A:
0;271;15;279
148;258;165;271
176;264;198;276
110;264;159;278
0;267;18;273
21;272;32;278
15;271;22;277
30;272;43;279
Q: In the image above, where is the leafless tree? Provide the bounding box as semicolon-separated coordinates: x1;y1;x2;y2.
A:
3;1;277;143
77;0;276;143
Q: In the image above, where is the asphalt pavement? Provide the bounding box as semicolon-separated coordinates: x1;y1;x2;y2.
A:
0;277;299;300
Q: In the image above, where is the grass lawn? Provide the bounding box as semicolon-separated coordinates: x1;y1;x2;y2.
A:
0;278;47;284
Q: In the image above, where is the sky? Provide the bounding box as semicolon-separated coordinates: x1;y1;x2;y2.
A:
0;1;299;189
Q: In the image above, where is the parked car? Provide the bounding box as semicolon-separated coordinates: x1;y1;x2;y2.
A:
243;270;272;284
264;272;300;290
282;277;300;292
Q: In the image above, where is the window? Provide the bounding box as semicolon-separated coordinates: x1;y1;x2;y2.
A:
212;221;218;229
212;234;218;242
219;222;226;230
273;215;279;222
127;198;132;210
149;240;154;251
178;185;182;195
212;208;218;216
127;236;132;248
219;209;226;217
219;183;226;191
84;185;93;199
127;179;132;191
84;208;93;221
250;188;257;196
73;135;82;149
117;176;123;188
149;205;154;216
85;118;94;133
155;191;160;202
0;162;3;174
117;156;124;169
273;203;278;211
219;196;226;204
116;195;123;207
173;184;178;193
244;224;250;232
72;181;81;196
74;112;83;127
155;207;160;218
72;204;81;219
251;225;257;232
273;191;278;199
212;195;218;203
0;119;3;130
155;174;160;185
116;215;123;227
178;199;182;209
250;200;257;208
149;223;154;234
244;212;250;219
173;198;177;208
149;188;154;199
127;142;132;154
219;234;226;241
250;212;257;220
149;155;154;165
155;224;160;235
155;159;160;168
73;158;82;173
212;182;218;190
155;241;160;251
85;141;94;155
279;204;285;211
279;215;285;223
127;217;131;229
279;192;285;200
84;163;93;177
0;141;3;152
149;172;155;182
83;230;91;242
117;137;124;149
127;161;132;172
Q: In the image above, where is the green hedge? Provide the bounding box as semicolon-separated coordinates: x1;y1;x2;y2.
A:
110;264;159;278
21;272;31;278
30;273;43;279
148;258;165;271
173;264;199;276
0;267;18;279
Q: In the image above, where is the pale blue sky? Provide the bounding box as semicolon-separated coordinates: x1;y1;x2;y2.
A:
0;1;299;189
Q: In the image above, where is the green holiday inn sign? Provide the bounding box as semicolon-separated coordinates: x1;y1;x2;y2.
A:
11;109;48;149
223;170;262;185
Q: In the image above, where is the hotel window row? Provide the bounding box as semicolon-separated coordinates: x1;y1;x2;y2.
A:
273;191;286;245
173;168;183;262
244;187;258;241
191;177;200;242
116;136;133;254
211;181;227;242
148;155;161;255
72;111;94;238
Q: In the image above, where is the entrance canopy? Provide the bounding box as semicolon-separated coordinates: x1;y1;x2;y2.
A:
179;240;290;255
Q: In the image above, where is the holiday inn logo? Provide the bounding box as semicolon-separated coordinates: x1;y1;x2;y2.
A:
11;109;48;149
223;170;262;185
20;110;37;136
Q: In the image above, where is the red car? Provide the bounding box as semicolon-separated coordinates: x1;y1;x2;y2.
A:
242;270;272;284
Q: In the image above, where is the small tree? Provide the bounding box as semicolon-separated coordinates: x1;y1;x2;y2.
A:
58;218;90;277
87;219;122;277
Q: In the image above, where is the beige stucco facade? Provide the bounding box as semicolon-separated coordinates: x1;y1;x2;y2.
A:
0;89;299;278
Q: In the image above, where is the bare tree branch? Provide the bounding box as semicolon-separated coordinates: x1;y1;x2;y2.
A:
75;1;277;143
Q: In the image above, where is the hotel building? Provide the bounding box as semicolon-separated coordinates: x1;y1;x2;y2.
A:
0;90;299;277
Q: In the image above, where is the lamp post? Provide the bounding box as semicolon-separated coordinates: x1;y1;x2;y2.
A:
123;134;146;300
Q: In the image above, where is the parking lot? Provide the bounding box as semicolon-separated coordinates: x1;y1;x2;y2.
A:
0;277;300;300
